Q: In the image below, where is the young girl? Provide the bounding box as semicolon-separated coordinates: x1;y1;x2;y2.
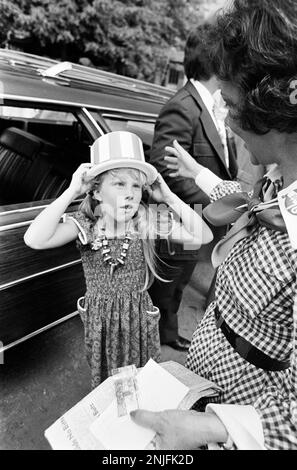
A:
24;131;213;388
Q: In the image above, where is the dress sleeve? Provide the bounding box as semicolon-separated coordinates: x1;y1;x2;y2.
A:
209;249;297;449
63;210;92;245
194;167;242;202
206;403;265;450
209;180;242;203
252;253;297;449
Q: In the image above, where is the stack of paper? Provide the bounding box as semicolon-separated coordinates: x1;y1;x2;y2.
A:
45;359;221;450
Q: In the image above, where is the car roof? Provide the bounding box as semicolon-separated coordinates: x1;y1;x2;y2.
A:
0;49;174;116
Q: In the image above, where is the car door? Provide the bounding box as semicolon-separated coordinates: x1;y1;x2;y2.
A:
0;103;101;351
88;110;156;163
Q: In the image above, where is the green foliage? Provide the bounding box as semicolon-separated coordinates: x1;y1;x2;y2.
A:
0;0;206;82
0;0;25;46
79;0;183;80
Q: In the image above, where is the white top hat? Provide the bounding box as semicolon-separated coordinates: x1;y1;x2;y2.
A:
86;131;158;184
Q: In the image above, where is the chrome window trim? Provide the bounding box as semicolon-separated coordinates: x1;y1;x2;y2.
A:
0;200;83;218
0;311;79;353
81;107;104;135
101;113;156;123
0;259;82;292
0;221;34;231
0;93;159;118
0;204;49;217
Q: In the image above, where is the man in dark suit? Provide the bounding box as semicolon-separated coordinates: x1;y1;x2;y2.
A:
148;24;238;351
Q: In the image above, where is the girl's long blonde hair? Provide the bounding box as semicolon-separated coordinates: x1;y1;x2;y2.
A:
79;168;169;291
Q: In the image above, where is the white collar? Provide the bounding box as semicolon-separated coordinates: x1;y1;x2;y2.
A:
190;79;215;118
264;164;282;182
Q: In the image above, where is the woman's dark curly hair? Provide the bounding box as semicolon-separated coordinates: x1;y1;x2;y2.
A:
212;0;297;134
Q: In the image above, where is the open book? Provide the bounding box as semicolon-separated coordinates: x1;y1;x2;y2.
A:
45;359;221;450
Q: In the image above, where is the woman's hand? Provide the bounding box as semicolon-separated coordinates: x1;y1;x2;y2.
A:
165;140;205;180
130;409;228;450
146;173;176;205
68;163;94;197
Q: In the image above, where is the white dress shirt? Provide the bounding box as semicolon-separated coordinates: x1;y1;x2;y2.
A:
190;78;217;128
190;79;229;168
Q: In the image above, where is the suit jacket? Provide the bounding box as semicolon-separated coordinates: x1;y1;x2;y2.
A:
149;80;238;259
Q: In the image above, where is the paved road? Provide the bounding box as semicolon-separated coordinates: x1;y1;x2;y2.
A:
0;263;211;450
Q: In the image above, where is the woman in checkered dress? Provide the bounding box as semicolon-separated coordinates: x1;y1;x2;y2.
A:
131;0;297;450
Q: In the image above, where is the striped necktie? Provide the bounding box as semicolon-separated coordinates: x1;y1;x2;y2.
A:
261;176;283;202
212;101;229;168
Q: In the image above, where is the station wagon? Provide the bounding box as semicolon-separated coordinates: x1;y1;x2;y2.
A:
0;49;173;352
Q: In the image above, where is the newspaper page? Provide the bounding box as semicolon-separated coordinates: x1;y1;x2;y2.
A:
44;376;114;450
45;359;221;450
89;359;189;450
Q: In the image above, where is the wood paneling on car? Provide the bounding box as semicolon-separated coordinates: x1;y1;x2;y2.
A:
0;264;85;346
0;200;85;347
0;226;80;286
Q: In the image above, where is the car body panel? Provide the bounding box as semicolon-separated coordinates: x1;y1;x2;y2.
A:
0;50;173;351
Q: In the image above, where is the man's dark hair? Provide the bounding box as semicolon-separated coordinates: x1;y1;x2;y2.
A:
212;0;297;134
184;23;216;81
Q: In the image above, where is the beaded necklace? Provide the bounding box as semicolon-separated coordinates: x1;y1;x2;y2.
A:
91;221;133;278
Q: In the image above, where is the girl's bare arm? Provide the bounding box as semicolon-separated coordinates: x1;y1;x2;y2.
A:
148;173;213;247
24;163;92;249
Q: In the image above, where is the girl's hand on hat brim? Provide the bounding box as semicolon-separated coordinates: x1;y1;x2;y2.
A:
69;163;94;197
147;173;175;205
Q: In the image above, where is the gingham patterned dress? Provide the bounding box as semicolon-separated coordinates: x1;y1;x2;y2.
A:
66;211;161;389
186;179;297;450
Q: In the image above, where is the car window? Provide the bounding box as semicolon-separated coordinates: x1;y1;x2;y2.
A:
0;105;92;207
104;117;155;142
0;106;76;123
89;110;155;157
105;117;155;146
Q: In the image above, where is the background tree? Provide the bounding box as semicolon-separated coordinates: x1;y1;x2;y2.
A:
0;0;224;82
0;0;27;47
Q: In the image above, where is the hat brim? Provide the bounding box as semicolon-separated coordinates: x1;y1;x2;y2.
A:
85;160;158;185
